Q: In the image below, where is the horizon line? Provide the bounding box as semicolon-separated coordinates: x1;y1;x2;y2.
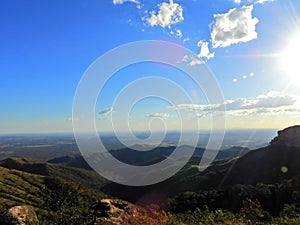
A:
0;128;281;136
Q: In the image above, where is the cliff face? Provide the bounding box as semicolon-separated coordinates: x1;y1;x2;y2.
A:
270;125;300;147
221;125;300;187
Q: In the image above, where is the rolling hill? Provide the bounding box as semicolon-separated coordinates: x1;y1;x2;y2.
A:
1;126;300;224
0;158;108;224
100;126;300;204
0;157;107;192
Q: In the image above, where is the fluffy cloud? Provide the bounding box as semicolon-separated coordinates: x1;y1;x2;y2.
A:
182;41;214;66
216;91;297;112
211;5;259;48
252;91;296;108
147;112;170;118
234;0;242;4
182;55;203;66
99;107;113;116
172;91;299;116
145;0;184;28
197;41;215;61
113;0;139;5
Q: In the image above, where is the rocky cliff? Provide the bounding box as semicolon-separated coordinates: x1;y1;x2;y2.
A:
270;125;300;147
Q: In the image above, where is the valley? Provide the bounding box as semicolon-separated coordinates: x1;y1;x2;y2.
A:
1;127;300;224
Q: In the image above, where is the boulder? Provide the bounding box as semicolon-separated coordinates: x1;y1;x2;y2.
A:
7;205;39;225
92;199;142;225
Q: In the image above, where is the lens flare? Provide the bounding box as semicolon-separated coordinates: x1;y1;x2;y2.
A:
282;34;300;85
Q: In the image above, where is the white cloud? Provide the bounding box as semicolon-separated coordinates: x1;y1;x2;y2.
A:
171;91;299;117
233;0;275;4
197;40;215;61
66;117;79;122
253;91;296;108
188;58;203;66
176;29;183;38
170;29;183;37
183;37;190;43
145;0;184;28
182;55;203;66
172;104;207;111
182;41;214;66
211;5;259;48
99;107;113;116
113;0;139;5
147;112;170;118
255;0;275;4
215;91;297;112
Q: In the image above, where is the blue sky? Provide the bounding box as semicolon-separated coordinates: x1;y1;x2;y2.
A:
1;0;300;133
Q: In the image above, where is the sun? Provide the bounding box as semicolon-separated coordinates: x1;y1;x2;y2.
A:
282;34;300;85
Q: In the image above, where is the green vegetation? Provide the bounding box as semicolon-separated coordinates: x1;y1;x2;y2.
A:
1;158;300;224
0;159;108;225
39;176;104;225
2;127;300;225
0;158;107;191
0;166;45;209
170;176;300;217
122;202;300;225
167;176;300;224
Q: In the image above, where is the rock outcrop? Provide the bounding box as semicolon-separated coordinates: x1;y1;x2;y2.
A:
270;125;300;147
220;125;300;187
92;199;142;225
7;205;39;225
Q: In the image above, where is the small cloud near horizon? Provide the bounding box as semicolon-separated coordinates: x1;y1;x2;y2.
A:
147;112;170;118
66;117;79;122
171;91;299;117
113;0;139;5
99;107;113;116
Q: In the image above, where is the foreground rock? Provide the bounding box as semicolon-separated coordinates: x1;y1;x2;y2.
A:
7;205;39;225
92;199;142;225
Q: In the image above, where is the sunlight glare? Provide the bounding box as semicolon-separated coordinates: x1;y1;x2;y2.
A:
282;34;300;85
